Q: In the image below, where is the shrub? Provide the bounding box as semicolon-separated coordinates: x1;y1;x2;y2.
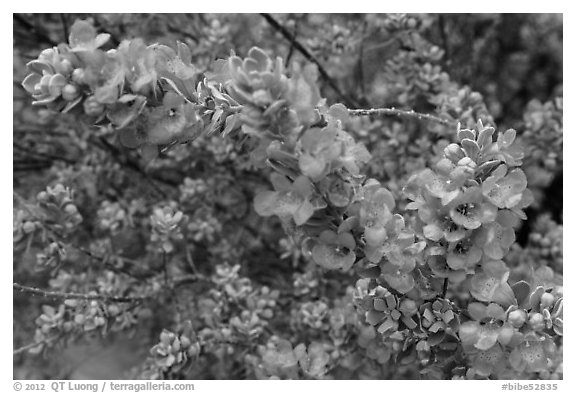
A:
13;14;562;380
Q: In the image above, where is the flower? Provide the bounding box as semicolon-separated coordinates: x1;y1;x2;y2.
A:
22;47;79;106
286;63;322;125
469;344;506;377
509;335;555;374
298;126;343;181
311;230;356;271
356;182;395;248
364;214;425;272
461;302;516;349
254;174;320;226
405;173;466;243
469;260;516;307
380;263;416;294
475;224;514;263
481;165;530;210
150;206;186;253
68;20;110;52
449;187;497;230
446;235;483;271
150;326;199;370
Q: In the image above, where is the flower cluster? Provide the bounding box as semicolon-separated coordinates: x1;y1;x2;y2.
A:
149;205;187;253
247;337;331;379
458;279;562;378
20;19;236;162
404;121;532;277
149;321;200;372
36;184;84;236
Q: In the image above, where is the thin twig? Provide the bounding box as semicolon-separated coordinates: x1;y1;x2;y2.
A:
77;247;157;280
348;107;455;127
285;15;298;65
13;142;77;165
13;283;150;303
441;278;449;298
260;13;360;109
13;336;58;356
60;14;69;43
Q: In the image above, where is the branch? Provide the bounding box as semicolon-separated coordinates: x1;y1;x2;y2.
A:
13;142;77;165
13;283;150;303
76;247;157;280
60;14;69;43
348;107;456;127
260;13;360;109
442;278;449;298
13;336;58;356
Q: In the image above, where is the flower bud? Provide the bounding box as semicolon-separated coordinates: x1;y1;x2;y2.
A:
180;335;192;349
508;309;527;328
540;292;555;309
22;221;36;234
58;59;74;75
457;156;477;168
72;68;86;84
36;191;48;202
64;204;78;215
444;143;465;162
107;304;120;316
544;158;556;170
529;312;546;331
62;84;79;101
364;225;387;247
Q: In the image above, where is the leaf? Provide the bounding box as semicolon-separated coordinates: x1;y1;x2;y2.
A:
248;47;270;71
512;280;531;309
457;128;476;142
477;126;495;148
461;139;480;160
